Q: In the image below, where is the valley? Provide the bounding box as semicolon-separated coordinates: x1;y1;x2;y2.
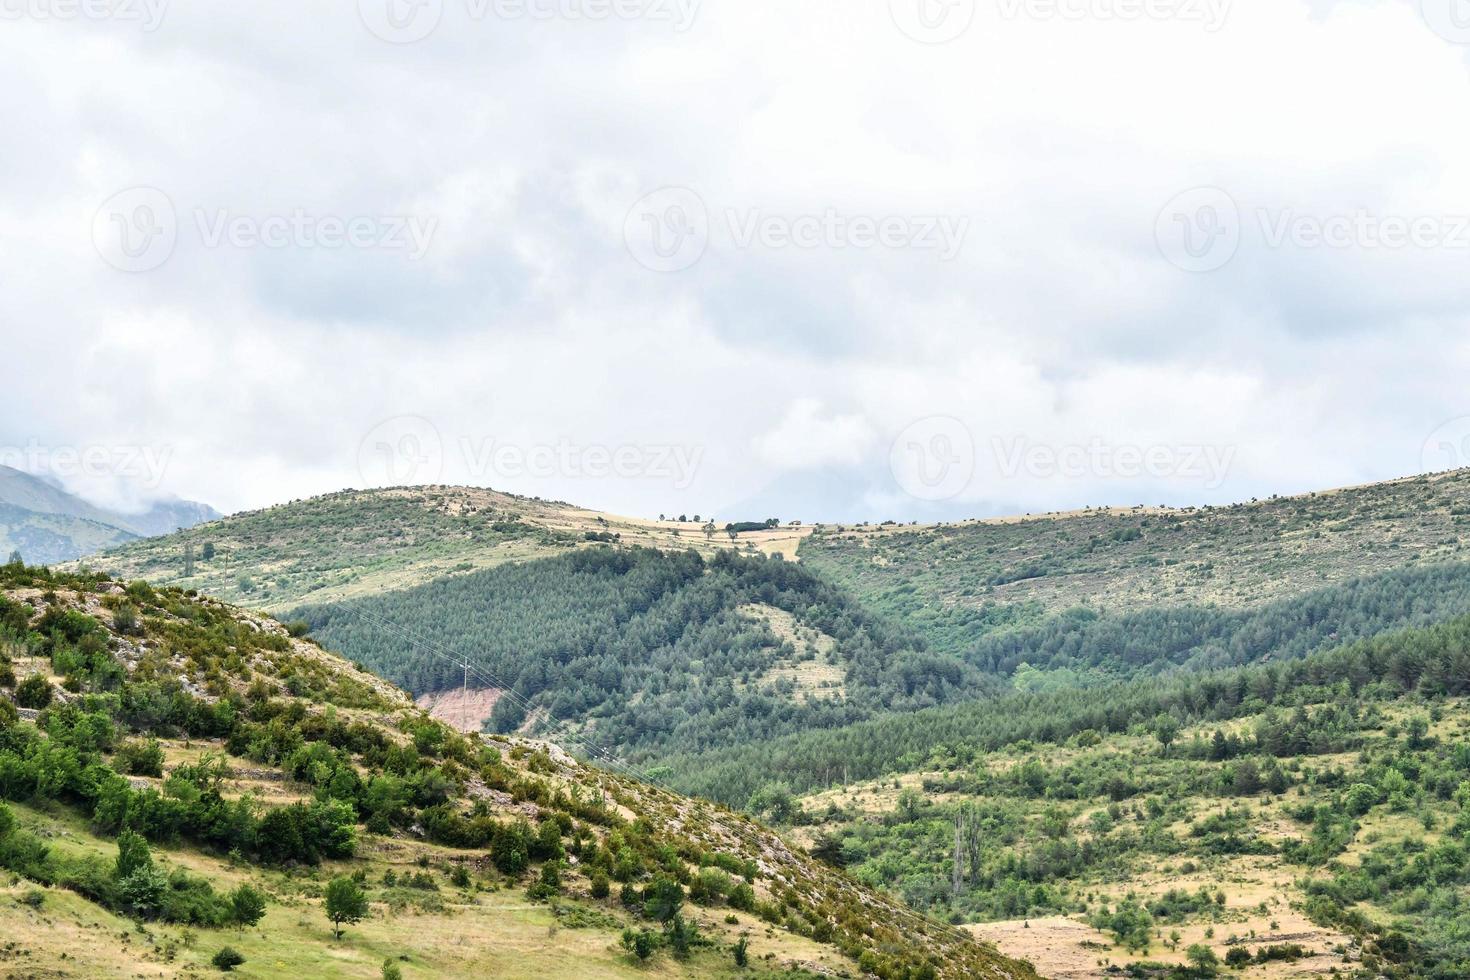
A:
20;467;1470;978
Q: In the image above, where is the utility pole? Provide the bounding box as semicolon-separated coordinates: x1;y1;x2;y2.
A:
460;659;471;733
952;811;964;898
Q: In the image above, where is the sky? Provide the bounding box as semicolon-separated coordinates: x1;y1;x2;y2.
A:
5;0;1470;522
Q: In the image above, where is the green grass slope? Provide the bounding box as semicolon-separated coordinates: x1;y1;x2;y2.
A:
659;616;1470;978
0;560;1034;980
799;469;1470;656
70;485;810;613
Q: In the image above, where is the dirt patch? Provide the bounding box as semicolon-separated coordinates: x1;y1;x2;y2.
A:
418;686;503;733
968;912;1349;980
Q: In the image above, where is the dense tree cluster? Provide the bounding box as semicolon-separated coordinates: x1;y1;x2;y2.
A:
660;609;1470;807
298;548;998;755
964;561;1470;680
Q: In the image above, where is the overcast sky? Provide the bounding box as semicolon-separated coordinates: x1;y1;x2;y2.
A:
5;0;1470;522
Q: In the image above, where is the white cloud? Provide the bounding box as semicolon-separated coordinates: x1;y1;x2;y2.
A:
3;1;1470;520
753;399;877;471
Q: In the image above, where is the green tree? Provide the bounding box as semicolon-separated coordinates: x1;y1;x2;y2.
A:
733;934;749;967
644;874;684;924
324;876;369;940
1344;782;1379;817
1154;713;1181;755
230;884;267;930
115;829;152;879
748;782;795;823
1186;943;1220;974
668;913;694;960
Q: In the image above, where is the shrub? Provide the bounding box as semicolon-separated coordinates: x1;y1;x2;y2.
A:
15;675;51;709
114;739;165;778
211;947;245;971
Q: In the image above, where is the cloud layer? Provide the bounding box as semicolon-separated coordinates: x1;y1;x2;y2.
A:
4;0;1470;521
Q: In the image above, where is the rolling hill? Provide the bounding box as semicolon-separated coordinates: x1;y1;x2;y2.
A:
71;470;1470;757
800;469;1470;656
0;561;1034;979
50;469;1470;978
74;485;811;612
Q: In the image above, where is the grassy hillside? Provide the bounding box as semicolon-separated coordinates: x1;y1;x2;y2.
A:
658;616;1470;978
799;469;1470;656
0;559;1033;980
74;486;812;613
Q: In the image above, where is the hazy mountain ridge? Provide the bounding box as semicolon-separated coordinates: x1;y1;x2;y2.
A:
0;465;218;564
